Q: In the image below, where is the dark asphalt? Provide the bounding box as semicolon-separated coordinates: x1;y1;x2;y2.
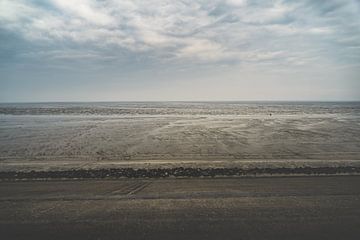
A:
1;176;360;239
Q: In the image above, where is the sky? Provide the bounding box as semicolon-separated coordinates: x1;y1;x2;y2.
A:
0;0;359;102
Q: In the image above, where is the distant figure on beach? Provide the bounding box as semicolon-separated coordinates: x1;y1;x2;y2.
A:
269;113;272;116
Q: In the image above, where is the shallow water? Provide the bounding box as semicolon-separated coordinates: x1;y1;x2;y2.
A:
1;101;360;116
1;102;360;171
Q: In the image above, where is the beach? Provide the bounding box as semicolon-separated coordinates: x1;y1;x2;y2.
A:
1;102;360;172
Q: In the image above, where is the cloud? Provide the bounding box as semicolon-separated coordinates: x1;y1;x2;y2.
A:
51;0;114;26
0;0;359;67
176;38;226;61
20;49;117;61
226;0;247;7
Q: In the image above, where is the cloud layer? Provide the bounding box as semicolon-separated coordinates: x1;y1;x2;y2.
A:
0;0;359;101
1;0;359;63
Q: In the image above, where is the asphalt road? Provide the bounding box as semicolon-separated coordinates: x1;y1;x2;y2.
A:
1;176;360;240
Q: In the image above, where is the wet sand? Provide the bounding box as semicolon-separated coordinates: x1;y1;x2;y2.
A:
1;176;360;240
1;102;360;172
1;113;360;172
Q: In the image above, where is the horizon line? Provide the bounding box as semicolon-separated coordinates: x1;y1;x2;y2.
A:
1;100;360;104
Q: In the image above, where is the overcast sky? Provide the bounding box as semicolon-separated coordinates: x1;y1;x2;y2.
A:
0;0;359;102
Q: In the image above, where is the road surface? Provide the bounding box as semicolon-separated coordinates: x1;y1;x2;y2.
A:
1;176;360;239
